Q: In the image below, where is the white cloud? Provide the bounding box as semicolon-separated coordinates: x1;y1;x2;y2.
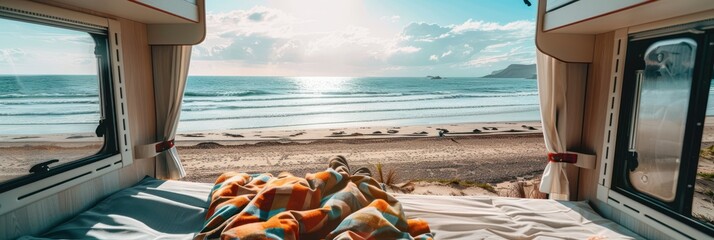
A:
195;6;303;61
482;42;515;53
463;48;536;68
451;19;534;34
206;6;298;38
190;8;536;76
388;46;421;54
196;7;392;68
383;19;535;68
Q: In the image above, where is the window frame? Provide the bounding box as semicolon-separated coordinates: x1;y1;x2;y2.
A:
611;29;714;236
0;19;119;193
0;1;133;216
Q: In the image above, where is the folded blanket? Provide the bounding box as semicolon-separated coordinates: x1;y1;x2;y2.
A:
195;168;434;240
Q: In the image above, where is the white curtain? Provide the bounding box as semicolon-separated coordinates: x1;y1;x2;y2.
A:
152;45;192;179
536;50;570;200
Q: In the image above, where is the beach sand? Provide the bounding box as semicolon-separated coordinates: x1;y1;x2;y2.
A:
175;121;547;185
175;121;550;199
0;134;102;183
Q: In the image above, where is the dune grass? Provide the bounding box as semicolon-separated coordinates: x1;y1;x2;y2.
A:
374;162;399;187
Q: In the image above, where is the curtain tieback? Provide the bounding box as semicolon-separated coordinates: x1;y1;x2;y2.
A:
547;152;596;169
134;139;176;159
548;153;577;163
155;139;175;153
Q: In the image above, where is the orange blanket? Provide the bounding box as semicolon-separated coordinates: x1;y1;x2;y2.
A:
195;168;434;239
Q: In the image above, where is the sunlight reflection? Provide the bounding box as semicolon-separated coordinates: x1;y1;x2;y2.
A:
291;77;354;94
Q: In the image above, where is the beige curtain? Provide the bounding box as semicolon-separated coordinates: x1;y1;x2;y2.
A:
536;50;569;200
152;45;192;179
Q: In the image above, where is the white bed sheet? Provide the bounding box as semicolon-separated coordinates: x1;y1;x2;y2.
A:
22;178;642;239
397;194;643;239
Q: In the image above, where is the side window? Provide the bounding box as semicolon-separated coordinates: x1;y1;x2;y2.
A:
626;39;696;202
0;17;118;189
615;31;714;234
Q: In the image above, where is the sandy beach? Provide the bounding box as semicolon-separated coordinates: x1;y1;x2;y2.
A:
174;121;546;183
174;121;549;198
0;135;102;183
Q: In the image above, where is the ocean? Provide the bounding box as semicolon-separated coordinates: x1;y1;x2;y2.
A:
0;75;101;135
0;75;545;135
179;76;541;132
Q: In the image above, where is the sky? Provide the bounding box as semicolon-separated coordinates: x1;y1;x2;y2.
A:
190;0;537;77
0;18;97;75
0;0;537;77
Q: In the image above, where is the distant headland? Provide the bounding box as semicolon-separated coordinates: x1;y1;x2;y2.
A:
482;64;536;79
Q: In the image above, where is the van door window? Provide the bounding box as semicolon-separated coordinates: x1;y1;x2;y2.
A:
615;29;714;234
626;39;696;202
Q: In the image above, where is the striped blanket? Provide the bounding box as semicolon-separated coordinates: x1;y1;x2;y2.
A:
195;168;434;240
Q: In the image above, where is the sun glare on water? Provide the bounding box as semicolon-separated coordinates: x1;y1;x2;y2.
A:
291;76;354;94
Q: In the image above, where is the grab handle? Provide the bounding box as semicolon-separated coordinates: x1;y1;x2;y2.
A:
629;70;644;152
29;159;59;174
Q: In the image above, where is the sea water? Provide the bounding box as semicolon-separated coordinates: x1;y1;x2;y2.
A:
179;76;541;132
0;75;545;135
0;75;101;135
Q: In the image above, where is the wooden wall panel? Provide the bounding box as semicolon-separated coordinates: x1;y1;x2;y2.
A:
0;17;156;239
118;17;157;180
565;63;589;200
577;30;673;240
578;31;615;201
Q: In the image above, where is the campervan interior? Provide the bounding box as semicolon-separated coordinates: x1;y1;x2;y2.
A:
1;0;714;239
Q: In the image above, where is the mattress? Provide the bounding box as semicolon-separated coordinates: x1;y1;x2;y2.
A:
21;177;214;240
396;194;643;239
22;177;643;239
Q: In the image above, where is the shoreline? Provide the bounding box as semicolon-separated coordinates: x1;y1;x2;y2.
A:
174;121;543;145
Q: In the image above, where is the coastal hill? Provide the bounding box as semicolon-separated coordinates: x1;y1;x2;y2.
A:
482;64;536;79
